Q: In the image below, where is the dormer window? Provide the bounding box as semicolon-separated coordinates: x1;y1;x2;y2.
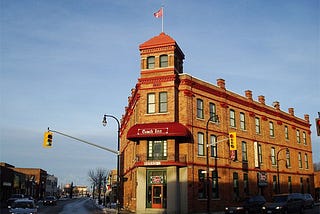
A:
160;54;168;67
147;56;155;69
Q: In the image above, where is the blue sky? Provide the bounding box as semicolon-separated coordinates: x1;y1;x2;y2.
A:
1;0;319;187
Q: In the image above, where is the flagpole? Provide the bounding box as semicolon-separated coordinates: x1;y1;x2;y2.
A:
162;6;164;32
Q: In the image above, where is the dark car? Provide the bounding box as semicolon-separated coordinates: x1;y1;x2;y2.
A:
262;193;304;214
7;194;25;206
225;195;266;214
43;196;57;206
303;193;314;208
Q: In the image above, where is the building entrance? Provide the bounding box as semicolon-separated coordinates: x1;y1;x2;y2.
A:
147;169;167;209
152;185;162;208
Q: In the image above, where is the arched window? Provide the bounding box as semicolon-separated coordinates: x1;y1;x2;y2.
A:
147;56;155;69
159;55;168;67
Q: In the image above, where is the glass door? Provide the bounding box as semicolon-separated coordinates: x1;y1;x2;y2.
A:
152;185;162;208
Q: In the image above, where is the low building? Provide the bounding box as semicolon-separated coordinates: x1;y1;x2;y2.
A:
119;33;314;213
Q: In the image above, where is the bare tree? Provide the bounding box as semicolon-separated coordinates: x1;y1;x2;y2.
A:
88;168;109;204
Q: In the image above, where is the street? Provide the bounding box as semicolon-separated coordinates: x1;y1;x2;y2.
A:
0;197;105;214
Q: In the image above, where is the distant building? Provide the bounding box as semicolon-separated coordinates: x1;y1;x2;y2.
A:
119;33;314;213
45;174;58;196
0;163;47;202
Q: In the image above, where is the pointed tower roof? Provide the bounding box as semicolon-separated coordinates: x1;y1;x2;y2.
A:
139;32;176;50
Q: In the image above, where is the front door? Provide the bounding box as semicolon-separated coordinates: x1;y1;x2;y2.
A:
152;185;162;208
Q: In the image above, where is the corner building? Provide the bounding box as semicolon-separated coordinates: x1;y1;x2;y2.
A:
119;33;314;213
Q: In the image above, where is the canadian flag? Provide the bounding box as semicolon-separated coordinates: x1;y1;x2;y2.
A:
154;8;163;18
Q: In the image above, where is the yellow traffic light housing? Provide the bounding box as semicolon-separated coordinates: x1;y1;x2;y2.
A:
316;118;320;136
43;131;53;148
229;132;237;150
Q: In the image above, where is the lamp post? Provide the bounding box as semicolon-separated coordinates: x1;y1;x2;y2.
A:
205;114;219;213
276;147;289;194
102;114;120;213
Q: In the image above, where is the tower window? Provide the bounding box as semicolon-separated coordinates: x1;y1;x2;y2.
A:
147;93;156;113
147;56;155;69
160;55;168;67
159;92;168;113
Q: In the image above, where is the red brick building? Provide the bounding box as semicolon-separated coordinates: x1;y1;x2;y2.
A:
119;33;314;213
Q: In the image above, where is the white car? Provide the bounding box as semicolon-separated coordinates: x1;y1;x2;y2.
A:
8;198;38;214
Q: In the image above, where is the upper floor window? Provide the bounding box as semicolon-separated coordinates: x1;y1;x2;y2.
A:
159;92;168;113
285;125;289;140
209;102;217;122
198;132;205;156
255;117;261;134
148;140;167;160
242;141;248;162
305;153;309;169
147;56;155;69
240;112;246;130
269;121;274;137
298;152;302;168
286;150;291;168
197;99;204;119
302;131;307;145
296;130;301;144
230;109;236;127
271;147;276;165
210;135;217;157
160;54;168;67
258;144;263;165
147;93;156;114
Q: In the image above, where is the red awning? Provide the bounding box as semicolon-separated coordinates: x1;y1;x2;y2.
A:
127;122;190;140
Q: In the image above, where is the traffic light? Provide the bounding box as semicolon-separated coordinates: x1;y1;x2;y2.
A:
316;118;320;136
43;131;53;148
229;132;237;150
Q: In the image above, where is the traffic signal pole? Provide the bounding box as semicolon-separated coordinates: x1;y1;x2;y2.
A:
46;128;119;155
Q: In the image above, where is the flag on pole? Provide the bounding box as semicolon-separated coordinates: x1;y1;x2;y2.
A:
154;8;163;18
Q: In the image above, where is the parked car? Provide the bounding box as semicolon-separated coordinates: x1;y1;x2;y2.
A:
7;194;25;207
225;195;266;214
8;198;38;214
43;196;57;206
262;193;305;214
303;193;314;208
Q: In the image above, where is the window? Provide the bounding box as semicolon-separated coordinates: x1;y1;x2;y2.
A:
258;144;263;165
209;103;217;122
147;56;155;69
271;147;276;165
288;176;292;193
296;130;301;144
286;150;291;168
160;55;168;67
285;125;289;140
159;92;168;113
305;153;309;169
273;175;277;194
198;132;204;156
269;122;274;137
244;173;249;195
230;109;236;127
302;132;307;145
197;99;204;119
298;152;302;168
212;170;219;198
233;172;239;199
198;169;205;199
210;135;217;157
300;177;304;193
255;117;261;134
242;141;247;162
147;93;156;113
147;140;167;160
240;112;246;130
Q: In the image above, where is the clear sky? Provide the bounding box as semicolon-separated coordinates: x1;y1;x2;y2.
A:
1;0;319;187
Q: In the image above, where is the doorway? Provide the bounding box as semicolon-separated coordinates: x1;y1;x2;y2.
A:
152;185;162;208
